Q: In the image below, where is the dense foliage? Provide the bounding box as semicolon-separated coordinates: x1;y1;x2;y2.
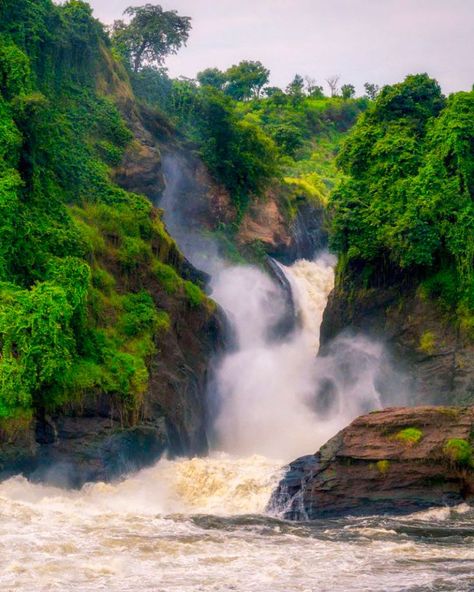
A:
330;74;474;333
132;64;366;222
0;0;205;421
111;4;191;72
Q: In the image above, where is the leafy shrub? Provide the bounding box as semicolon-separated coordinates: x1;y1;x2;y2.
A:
184;280;205;308
119;291;162;337
443;439;473;467
394;427;423;445
117;236;152;271
152;260;181;294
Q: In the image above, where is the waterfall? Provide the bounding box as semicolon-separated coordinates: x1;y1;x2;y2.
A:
210;255;338;459
159;153;400;463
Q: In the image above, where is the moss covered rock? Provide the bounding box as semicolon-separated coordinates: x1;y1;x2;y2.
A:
271;406;474;518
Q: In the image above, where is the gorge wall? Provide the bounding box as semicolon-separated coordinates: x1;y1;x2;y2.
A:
321;283;474;407
0;3;225;485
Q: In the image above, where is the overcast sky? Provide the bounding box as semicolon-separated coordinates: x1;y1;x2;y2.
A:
89;0;473;94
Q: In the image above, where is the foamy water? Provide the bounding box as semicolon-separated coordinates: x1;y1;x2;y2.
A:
211;256;387;459
282;254;336;349
1;251;470;591
1;463;473;592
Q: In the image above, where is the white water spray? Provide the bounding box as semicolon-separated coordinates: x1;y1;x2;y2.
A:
210;254;388;461
158;153;397;462
0;156;451;592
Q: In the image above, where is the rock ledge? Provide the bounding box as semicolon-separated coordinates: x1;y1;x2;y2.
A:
271;406;474;519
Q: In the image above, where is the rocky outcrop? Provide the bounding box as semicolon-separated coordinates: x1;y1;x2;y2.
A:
271;406;474;519
238;198;327;263
321;284;474;406
0;264;224;487
157;145;326;265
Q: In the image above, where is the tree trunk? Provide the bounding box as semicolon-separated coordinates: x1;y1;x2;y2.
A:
133;41;148;73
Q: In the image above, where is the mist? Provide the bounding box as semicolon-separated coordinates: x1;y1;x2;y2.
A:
160;153;408;462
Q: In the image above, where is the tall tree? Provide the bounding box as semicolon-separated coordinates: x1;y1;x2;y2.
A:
225;60;270;100
286;74;305;98
111;4;191;72
364;82;380;100
197;67;227;90
341;84;356;100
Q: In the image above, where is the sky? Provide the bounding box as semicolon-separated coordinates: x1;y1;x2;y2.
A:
88;0;474;94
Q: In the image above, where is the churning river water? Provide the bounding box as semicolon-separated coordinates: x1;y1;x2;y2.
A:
1;458;474;592
1;256;473;591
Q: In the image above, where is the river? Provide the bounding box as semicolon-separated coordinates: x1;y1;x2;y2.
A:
1;454;473;591
1;157;473;591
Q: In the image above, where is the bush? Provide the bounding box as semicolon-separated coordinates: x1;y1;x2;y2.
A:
184;280;205;308
443;439;473;467
152;260;181;294
119;291;161;337
394;427;423;445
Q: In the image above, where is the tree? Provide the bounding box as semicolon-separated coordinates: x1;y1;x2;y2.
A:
326;75;340;97
132;66;173;107
264;86;283;98
111;4;191;72
225;60;270;100
197;67;227;90
364;82;380;100
341;84;356;100
330;75;465;283
305;76;324;98
286;74;305;99
186;88;279;209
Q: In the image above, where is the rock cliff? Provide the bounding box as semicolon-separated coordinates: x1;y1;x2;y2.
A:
0;39;225;487
272;406;474;518
321;282;474;406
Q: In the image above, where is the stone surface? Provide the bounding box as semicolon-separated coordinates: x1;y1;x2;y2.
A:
271;406;474;519
321;284;474;406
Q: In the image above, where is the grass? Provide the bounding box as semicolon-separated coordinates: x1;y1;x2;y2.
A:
394;427;423;446
443;439;473;467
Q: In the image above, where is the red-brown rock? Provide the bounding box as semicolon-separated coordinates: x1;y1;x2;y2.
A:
271;406;474;518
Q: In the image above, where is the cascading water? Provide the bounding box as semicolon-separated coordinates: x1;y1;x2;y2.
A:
158;153;388;462
2;154;473;592
212;254;351;459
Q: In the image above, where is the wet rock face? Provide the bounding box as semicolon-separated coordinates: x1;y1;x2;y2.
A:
271;406;474;519
0;413;168;487
321;285;474;406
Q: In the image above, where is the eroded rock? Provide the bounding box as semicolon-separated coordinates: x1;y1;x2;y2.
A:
271;406;474;518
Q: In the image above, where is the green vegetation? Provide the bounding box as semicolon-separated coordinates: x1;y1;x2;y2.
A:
376;460;391;475
330;74;474;335
443;439;473;467
0;0;207;423
419;331;437;355
111;4;191;72
3;0;470;435
394;427;423;446
131;61;366;231
184;281;206;308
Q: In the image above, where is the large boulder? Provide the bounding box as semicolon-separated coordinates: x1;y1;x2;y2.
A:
271;406;474;518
